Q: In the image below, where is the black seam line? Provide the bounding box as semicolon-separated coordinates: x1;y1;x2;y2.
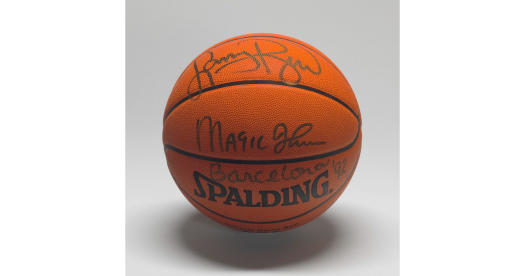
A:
163;80;359;124
164;125;360;165
171;160;357;225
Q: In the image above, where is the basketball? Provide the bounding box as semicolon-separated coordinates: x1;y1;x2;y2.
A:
163;33;362;233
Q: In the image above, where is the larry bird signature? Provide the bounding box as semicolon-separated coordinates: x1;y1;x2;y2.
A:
187;39;322;100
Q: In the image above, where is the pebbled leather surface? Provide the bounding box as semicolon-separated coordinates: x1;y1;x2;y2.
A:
163;33;362;232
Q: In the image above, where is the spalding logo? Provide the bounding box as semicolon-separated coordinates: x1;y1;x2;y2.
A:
193;170;330;207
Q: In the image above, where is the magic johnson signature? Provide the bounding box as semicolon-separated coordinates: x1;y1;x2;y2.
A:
187;39;322;100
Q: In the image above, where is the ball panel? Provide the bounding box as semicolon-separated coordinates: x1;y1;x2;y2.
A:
165;133;361;232
163;84;359;160
163;33;360;122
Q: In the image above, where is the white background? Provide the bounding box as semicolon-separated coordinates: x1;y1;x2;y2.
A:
126;0;398;275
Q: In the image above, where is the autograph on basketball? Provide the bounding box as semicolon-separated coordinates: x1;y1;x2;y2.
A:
195;116;326;155
187;39;322;100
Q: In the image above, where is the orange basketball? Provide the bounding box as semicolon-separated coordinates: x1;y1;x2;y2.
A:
163;33;362;233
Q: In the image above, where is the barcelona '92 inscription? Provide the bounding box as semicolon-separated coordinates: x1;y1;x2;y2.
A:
196;116;326;155
209;159;330;183
193;170;331;207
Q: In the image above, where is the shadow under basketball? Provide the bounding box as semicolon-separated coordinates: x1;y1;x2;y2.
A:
177;211;338;269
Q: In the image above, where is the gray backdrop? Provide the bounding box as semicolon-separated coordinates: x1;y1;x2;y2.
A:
126;1;399;275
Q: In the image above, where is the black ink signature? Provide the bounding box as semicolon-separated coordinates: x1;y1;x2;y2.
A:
195;116;325;154
187;39;322;100
273;123;327;154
